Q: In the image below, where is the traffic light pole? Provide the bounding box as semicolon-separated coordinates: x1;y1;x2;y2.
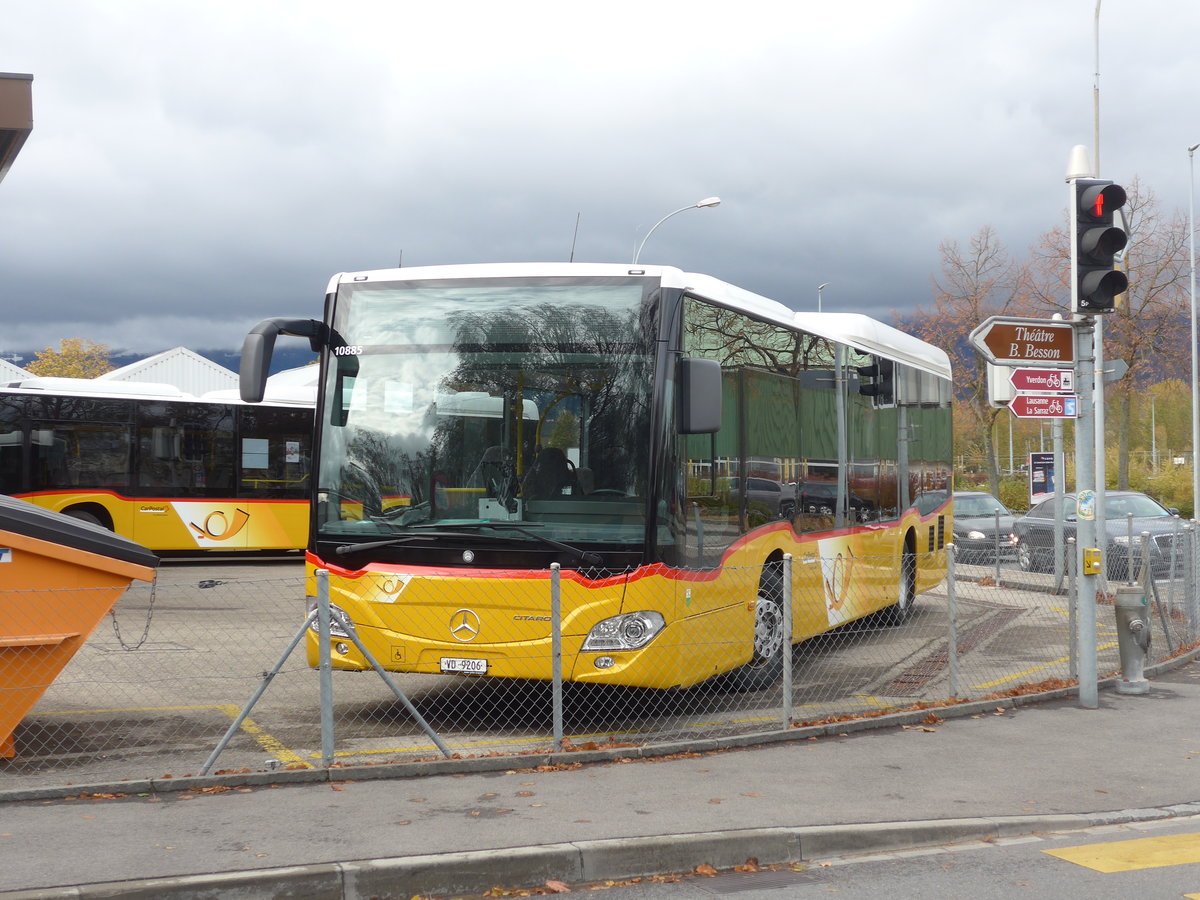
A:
1073;317;1100;709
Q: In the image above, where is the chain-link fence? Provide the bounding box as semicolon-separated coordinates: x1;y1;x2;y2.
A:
3;542;1198;793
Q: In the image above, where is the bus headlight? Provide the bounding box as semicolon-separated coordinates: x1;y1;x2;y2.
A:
581;611;666;651
306;600;357;639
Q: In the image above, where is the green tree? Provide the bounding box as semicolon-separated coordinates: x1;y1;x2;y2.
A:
25;338;114;378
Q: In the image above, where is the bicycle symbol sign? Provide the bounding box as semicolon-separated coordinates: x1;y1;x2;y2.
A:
1009;394;1078;418
1009;367;1076;394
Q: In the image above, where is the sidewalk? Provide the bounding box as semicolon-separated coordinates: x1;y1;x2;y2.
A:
2;653;1199;899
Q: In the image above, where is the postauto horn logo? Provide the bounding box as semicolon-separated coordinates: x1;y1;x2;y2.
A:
170;503;252;545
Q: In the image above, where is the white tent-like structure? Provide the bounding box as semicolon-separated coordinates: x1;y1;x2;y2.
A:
99;347;237;397
0;356;30;383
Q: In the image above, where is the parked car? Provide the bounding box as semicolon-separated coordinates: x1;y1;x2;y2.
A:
797;481;874;521
721;477;796;523
951;491;1016;562
1010;490;1183;581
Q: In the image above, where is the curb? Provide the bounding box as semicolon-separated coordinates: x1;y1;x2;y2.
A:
4;806;1198;900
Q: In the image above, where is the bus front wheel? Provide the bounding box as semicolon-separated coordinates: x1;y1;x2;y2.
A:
722;565;786;692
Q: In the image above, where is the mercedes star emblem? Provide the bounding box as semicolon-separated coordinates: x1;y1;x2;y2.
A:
450;608;481;642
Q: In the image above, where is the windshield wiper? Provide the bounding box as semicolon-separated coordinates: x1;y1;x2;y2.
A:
333;534;437;555
411;522;605;567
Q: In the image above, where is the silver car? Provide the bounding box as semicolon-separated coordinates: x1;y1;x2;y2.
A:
1010;490;1183;580
951;491;1016;563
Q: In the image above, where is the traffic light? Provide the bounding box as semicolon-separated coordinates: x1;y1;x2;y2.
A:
1072;178;1128;313
857;357;895;404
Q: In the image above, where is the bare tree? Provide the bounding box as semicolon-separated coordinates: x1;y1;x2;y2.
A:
1030;178;1190;488
908;226;1033;497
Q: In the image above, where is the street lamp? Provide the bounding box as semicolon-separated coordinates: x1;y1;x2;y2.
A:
1190;143;1199;515
632;197;721;264
817;282;830;312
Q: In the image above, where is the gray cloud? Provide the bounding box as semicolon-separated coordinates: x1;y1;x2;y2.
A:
1;0;1197;354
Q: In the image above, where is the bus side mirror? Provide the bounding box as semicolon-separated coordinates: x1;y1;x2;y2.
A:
678;357;721;434
240;318;325;403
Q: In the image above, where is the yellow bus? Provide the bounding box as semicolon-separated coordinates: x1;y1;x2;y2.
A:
241;264;952;689
0;377;313;552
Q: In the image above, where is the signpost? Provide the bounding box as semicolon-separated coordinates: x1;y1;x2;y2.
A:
1009;367;1074;394
1009;395;1078;419
1029;451;1055;505
969;317;1075;367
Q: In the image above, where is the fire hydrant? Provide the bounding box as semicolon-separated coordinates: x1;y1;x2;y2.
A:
1113;583;1151;695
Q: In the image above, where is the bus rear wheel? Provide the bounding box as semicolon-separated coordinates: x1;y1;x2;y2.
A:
64;508;105;528
882;547;917;626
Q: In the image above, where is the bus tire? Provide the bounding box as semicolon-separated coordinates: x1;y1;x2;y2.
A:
882;544;917;626
722;564;786;692
64;507;109;529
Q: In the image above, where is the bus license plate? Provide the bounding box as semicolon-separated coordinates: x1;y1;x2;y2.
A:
440;657;487;675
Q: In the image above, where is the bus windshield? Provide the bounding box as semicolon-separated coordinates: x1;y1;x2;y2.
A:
316;276;659;557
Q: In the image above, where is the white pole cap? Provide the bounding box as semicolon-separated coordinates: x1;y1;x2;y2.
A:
1066;145;1093;181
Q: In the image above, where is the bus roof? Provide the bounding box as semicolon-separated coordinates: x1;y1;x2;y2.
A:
4;377;197;399
4;376;314;408
325;263;952;382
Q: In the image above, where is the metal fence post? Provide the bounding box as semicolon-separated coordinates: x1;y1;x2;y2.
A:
947;543;958;699
993;510;1002;585
200;608;318;776
550;563;564;750
1185;525;1195;643
316;568;334;768
1125;513;1135;584
782;554;793;729
1144;532;1174;656
1068;536;1078;680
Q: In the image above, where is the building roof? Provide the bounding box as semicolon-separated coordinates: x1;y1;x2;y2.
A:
0;73;33;187
99;346;238;396
0;355;31;382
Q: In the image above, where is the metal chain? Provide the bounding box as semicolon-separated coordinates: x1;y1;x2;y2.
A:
108;575;158;651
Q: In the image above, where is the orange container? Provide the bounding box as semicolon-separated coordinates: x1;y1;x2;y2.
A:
0;495;157;757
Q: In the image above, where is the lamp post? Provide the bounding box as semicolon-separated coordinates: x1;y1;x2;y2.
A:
1190;143;1199;515
632;197;721;264
817;282;829;312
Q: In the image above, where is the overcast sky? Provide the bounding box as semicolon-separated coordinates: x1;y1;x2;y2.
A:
1;0;1198;358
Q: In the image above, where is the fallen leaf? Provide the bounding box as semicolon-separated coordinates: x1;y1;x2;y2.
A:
544;879;571;893
696;863;718;876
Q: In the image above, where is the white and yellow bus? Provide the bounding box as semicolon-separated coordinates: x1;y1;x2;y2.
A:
241;263;952;689
0;377;313;552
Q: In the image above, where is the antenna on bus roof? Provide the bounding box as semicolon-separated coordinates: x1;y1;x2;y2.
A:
569;213;581;262
398;249;403;268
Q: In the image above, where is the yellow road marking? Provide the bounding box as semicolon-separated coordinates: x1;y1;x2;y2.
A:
1044;832;1200;872
971;641;1117;690
38;703;311;769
